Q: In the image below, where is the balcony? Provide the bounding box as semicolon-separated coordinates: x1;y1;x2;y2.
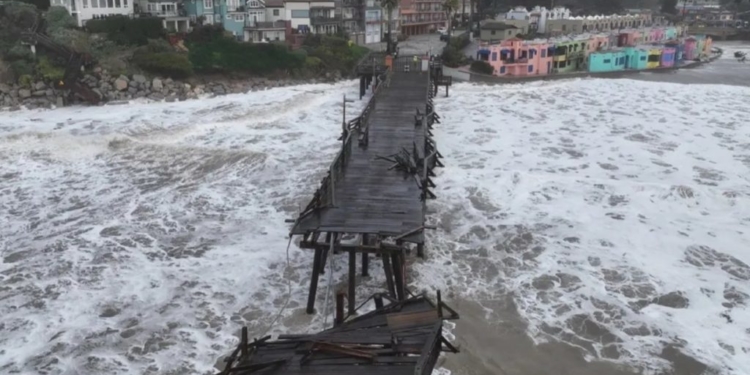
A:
227;5;246;12
568;51;584;59
553;55;566;62
501;57;529;65
310;15;342;25
245;20;287;29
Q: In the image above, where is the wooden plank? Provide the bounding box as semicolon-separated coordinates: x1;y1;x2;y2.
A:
386;310;440;330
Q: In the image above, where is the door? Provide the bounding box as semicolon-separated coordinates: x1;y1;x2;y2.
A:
624;56;629;69
547;61;550;72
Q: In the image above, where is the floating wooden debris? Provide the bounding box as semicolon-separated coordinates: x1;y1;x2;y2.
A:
219;293;459;375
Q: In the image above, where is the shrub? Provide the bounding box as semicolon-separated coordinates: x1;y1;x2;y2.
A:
470;60;493;75
448;33;469;50
441;45;466;68
10;60;34;78
132;52;193;78
85;16;164;46
46;6;76;33
18;74;33;87
6;45;34;61
37;55;65;80
188;36;304;74
184;24;226;44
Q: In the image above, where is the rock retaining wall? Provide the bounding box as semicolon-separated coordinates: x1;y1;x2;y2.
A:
0;68;343;111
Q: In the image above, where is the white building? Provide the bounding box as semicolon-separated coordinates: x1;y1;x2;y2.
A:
364;0;382;44
50;0;134;26
136;0;190;32
284;0;338;34
513;6;571;34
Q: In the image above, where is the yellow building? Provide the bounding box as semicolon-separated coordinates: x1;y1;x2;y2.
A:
646;48;661;68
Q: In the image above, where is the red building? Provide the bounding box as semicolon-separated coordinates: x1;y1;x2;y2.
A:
399;0;447;35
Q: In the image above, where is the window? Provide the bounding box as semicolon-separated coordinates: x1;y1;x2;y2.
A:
107;0;113;7
603;59;611;63
83;0;88;7
541;49;546;58
91;0;97;7
215;14;221;21
204;0;213;8
291;9;309;18
273;9;279;16
528;65;533;72
99;0;105;7
491;30;496;35
500;66;506;74
640;56;646;61
491;52;497;61
227;0;239;10
115;0;120;7
123;0;127;7
234;14;244;21
249;0;260;6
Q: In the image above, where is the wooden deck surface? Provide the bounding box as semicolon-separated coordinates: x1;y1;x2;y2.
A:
292;72;430;243
220;295;454;375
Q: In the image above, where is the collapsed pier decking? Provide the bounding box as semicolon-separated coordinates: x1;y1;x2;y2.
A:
219;294;460;375
290;55;452;315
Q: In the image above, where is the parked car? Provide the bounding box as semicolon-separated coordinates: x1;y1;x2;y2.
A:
437;27;448;35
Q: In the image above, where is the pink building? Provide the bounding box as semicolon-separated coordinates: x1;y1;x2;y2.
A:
649;28;664;43
684;37;697;60
618;31;639;47
480;38;554;76
587;35;610;55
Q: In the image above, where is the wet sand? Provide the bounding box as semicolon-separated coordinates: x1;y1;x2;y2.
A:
441;297;713;375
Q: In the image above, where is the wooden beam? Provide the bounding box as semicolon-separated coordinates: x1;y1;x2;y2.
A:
348;250;356;315
382;253;396;299
306;247;323;314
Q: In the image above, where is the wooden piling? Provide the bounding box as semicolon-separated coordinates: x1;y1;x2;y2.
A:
335;291;345;326
417;243;424;258
241;326;248;357
382;253;396;299
306;247;323;314
374;294;383;309
348;250;356;315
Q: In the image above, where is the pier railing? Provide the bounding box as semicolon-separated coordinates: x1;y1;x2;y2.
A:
308;65;392;211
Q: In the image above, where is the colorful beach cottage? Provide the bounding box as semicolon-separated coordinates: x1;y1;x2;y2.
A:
646;48;661;68
624;47;649;70
660;47;676;67
588;50;627;72
479;38;554;76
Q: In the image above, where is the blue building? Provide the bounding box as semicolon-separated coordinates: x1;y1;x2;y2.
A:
185;0;257;39
588;50;627;72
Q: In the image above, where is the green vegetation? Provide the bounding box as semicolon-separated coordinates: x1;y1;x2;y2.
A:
470;60;493;75
85;16;165;46
302;35;369;75
36;55;65;81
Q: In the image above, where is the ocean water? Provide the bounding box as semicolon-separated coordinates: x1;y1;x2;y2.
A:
1;46;749;375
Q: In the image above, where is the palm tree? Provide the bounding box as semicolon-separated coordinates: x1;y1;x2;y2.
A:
382;0;398;54
443;0;459;39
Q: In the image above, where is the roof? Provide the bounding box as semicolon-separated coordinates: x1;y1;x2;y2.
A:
481;22;518;31
265;0;283;6
218;294;460;375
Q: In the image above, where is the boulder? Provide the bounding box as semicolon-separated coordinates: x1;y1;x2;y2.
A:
148;92;165;101
56;97;64;107
152;78;163;91
132;74;147;83
118;74;129;82
18;89;31;99
212;85;226;95
93;66;102;74
129;80;139;88
34;81;46;90
128;87;138;94
114;78;128;91
0;83;10;94
45;89;54;97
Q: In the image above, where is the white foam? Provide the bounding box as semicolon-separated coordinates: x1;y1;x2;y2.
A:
418;69;750;374
0;81;370;374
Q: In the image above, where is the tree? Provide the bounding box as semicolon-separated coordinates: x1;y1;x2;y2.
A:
382;0;397;54
661;0;678;15
444;0;459;39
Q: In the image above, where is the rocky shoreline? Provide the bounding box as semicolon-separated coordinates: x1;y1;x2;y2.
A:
0;68;343;111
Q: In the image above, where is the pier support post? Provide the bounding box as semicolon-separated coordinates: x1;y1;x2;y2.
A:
382;252;396;299
362;234;370;276
348;250;356;315
374;293;384;309
319;232;332;275
417;243;425;258
335;291;345;326
359;76;366;99
307;247;323;314
391;251;406;300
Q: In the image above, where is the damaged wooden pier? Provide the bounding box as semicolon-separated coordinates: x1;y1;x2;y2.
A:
219;293;459;375
290;55;452;315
